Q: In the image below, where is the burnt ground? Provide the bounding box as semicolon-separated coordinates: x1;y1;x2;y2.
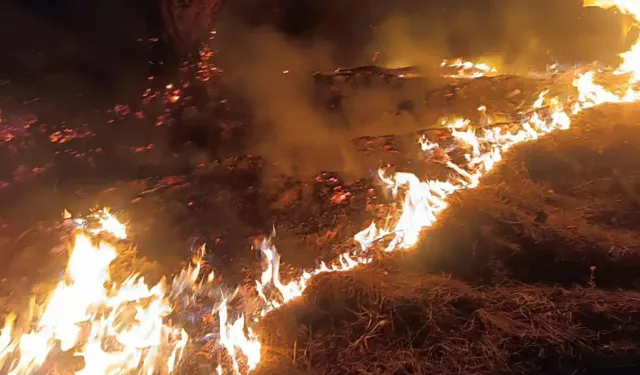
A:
1;43;640;374
1;75;638;375
256;104;640;375
0;67;547;288
2;62;640;374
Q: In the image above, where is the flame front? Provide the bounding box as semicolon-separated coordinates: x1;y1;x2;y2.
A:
228;5;640;372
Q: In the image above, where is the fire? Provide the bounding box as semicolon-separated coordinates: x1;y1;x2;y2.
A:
218;299;261;373
69;207;128;240
229;11;640;370
585;0;640;81
440;58;499;78
219;72;628;373
0;209;187;374
5;74;640;375
5;4;640;373
256;236;365;317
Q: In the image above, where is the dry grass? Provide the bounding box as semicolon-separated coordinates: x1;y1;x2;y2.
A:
254;103;640;374
258;267;640;375
411;103;640;288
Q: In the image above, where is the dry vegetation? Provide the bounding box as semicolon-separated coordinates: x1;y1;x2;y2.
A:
255;103;640;375
259;269;640;375
3;81;639;375
419;103;640;288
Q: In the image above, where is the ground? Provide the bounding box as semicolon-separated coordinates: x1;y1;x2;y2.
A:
2;68;640;373
255;103;640;375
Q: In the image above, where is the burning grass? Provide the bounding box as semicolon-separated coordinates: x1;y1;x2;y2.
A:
255;103;640;374
3;72;639;375
416;103;640;288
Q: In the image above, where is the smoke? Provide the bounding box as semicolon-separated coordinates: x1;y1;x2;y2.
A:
369;0;634;71
211;0;634;179
212;25;360;178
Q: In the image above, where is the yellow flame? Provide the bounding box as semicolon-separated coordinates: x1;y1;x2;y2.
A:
215;23;640;371
440;58;499;78
1;214;187;374
71;207;128;240
585;0;640;82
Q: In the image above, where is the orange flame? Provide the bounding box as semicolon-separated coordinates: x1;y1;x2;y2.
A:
1;210;187;374
440;58;499;78
585;0;640;81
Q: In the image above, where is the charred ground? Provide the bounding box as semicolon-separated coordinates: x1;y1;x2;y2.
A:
1;69;640;374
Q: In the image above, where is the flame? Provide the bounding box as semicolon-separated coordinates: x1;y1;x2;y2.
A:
71;207;128;240
217;23;640;371
585;0;640;82
1;212;187;374
255;236;366;317
218;299;261;373
214;87;578;373
440;58;499;78
7;73;640;375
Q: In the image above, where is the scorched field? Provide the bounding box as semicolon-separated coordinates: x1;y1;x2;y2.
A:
0;1;640;375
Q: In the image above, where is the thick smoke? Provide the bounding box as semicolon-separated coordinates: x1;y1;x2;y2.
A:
212;25;362;178
369;0;634;71
212;0;634;178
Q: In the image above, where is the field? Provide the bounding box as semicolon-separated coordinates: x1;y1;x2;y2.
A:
257;103;640;375
1;4;640;370
1;62;640;373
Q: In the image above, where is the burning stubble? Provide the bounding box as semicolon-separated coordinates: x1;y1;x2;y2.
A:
3;1;640;374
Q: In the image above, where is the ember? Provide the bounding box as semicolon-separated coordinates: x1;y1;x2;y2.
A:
49;128;95;144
